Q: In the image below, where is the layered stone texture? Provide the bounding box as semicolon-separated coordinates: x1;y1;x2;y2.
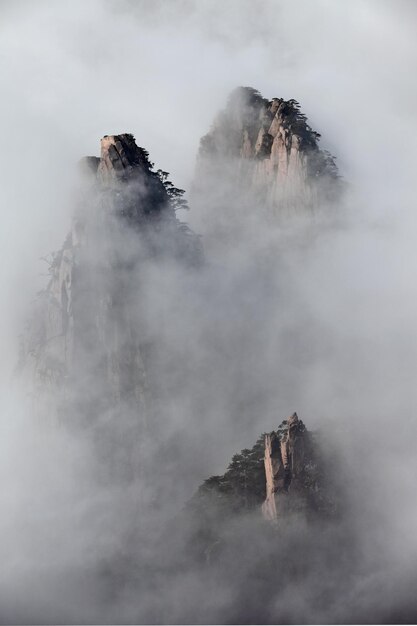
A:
188;412;336;567
192;87;340;234
262;412;308;521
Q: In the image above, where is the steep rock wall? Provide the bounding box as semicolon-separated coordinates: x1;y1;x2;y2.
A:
21;134;201;446
262;412;308;520
192;87;340;237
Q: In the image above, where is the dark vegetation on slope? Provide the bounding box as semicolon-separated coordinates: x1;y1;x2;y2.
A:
185;418;341;566
200;86;339;180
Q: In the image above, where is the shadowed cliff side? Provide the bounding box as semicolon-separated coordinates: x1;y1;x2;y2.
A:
186;413;339;565
262;412;328;520
19;133;202;479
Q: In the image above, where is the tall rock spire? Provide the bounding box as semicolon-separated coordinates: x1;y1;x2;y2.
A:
20;134;201;469
262;412;308;521
192;87;341;241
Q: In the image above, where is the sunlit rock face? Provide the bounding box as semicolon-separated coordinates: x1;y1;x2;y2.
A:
20;134;201;458
262;412;309;520
192;87;341;242
189;412;336;541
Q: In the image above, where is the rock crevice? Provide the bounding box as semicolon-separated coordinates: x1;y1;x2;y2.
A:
193;87;341;229
262;412;308;521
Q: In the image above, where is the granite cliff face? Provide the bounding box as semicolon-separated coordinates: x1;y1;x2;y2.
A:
14;98;350;624
21;134;201;466
190;413;334;534
262;412;309;521
19;105;339;493
192;87;340;239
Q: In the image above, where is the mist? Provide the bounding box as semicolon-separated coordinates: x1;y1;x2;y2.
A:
1;1;417;623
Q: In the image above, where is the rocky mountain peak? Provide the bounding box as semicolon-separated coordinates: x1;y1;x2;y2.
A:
20;134;201;442
192;87;341;230
190;412;335;528
79;133;172;223
262;412;309;521
97;134;160;187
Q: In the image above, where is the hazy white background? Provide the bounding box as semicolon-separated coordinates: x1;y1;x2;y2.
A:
1;1;417;622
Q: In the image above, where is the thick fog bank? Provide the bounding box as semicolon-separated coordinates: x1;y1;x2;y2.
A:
1;1;417;623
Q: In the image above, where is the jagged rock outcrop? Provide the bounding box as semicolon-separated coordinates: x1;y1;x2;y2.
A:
185;412;337;565
262;412;308;520
20;134;201;453
189;413;334;529
192;87;341;237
